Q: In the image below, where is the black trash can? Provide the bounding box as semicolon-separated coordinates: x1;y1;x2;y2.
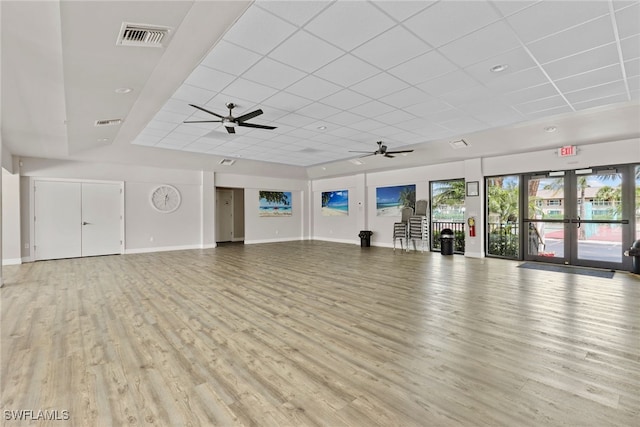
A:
440;228;454;255
628;240;640;274
359;230;373;247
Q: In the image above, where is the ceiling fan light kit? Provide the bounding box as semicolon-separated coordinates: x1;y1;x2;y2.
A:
349;141;414;159
184;102;276;134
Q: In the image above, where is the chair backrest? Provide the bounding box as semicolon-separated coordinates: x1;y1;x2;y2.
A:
400;206;413;222
415;199;428;216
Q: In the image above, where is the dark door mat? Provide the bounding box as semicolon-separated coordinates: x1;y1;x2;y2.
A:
518;262;615;278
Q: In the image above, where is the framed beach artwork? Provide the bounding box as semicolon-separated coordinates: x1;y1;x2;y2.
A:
259;191;292;217
321;190;348;216
376;184;416;216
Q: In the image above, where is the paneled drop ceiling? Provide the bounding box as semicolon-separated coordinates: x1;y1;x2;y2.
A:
134;0;640;170
1;0;639;179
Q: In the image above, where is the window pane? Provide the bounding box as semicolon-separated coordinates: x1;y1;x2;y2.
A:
430;179;465;252
486;175;520;258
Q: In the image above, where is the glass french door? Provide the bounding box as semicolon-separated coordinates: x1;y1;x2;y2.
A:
523;165;634;270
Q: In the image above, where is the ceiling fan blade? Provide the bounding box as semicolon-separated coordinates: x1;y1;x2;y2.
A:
238;122;277;130
189;104;225;119
385;149;414;154
348;150;374;154
359;153;375;158
183;119;223;123
235;109;264;123
384;154;395;158
226;126;236;134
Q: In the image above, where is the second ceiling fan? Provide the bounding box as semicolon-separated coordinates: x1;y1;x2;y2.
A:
184;102;276;134
350;141;414;158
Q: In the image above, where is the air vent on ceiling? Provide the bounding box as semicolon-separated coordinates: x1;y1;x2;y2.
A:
449;139;470;149
219;159;236;166
116;22;171;47
94;118;122;127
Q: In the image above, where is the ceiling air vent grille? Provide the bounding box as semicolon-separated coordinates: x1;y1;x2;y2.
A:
219;159;236;166
449;139;470;149
95;119;122;127
117;23;171;47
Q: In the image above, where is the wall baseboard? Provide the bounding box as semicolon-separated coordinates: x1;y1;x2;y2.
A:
244;237;301;245
2;258;22;266
125;244;202;255
464;251;485;258
312;237;358;245
201;243;217;249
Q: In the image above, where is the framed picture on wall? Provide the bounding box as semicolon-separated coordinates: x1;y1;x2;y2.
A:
466;181;479;197
259;191;292;217
376;184;416;216
321;190;349;216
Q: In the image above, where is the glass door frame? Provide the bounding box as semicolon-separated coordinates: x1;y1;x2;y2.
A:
522;164;634;271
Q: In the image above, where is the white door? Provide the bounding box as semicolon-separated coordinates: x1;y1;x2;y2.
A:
216;189;233;242
81;183;122;256
34;180;122;260
35;181;82;260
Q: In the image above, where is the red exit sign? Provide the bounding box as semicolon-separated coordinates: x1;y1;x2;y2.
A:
558;145;577;157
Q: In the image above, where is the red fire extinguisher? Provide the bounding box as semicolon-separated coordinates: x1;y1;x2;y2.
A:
468;217;476;237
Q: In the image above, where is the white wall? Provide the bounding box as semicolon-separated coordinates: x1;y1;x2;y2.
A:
2;169;21;265
216;172;308;244
19;157;213;257
312;175;360;244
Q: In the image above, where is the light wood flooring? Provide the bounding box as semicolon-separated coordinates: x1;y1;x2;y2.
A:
1;241;639;426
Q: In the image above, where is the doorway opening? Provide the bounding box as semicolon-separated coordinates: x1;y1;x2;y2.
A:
216;187;244;244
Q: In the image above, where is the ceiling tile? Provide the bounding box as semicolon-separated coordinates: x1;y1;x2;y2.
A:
379;86;430;109
221;78;280;104
573;93;630;110
554;64;624;93
200;40;263;76
222;6;298;54
255;0;329;26
350;72;409;98
564;80;628;104
242;57;306;90
154;110;188;124
526;15;616;64
319;89;371;110
625;58;640;77
374;109;418;125
314;54;381;87
507;1;611;43
484;67;549;94
439;21;521;68
270;30;344;73
491;1;538;17
304;1;396;51
184;66;236;93
325;110;368;126
262;91;313;111
161;98;198;115
373;0;432;22
388;50;457;85
404;0;501;48
543;43;621;80
406;98;452;116
350;100;397;118
504;83;559;104
351;25;428;69
440;85;496;106
615;3;640;39
464;48;537;84
620;35;640;61
285;75;342;100
515;95;570;114
171;84;215;104
417;70;477;96
296;102;343;120
439;116;486;134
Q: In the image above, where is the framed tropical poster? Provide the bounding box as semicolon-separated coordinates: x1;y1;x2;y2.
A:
259;191;292;217
376;184;415;216
321;190;348;216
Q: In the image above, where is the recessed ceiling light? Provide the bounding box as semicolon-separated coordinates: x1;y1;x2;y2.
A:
544;126;557;133
97;138;109;143
114;87;132;94
321;167;327;170
490;64;508;73
349;158;364;165
317;126;327;130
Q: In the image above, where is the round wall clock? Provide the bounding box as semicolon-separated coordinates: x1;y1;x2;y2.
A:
150;184;181;213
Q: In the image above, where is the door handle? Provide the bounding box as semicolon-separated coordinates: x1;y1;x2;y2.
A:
576;216;580;228
82;222;90;225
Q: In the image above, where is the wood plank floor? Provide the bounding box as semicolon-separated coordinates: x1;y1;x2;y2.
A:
1;241;639;426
